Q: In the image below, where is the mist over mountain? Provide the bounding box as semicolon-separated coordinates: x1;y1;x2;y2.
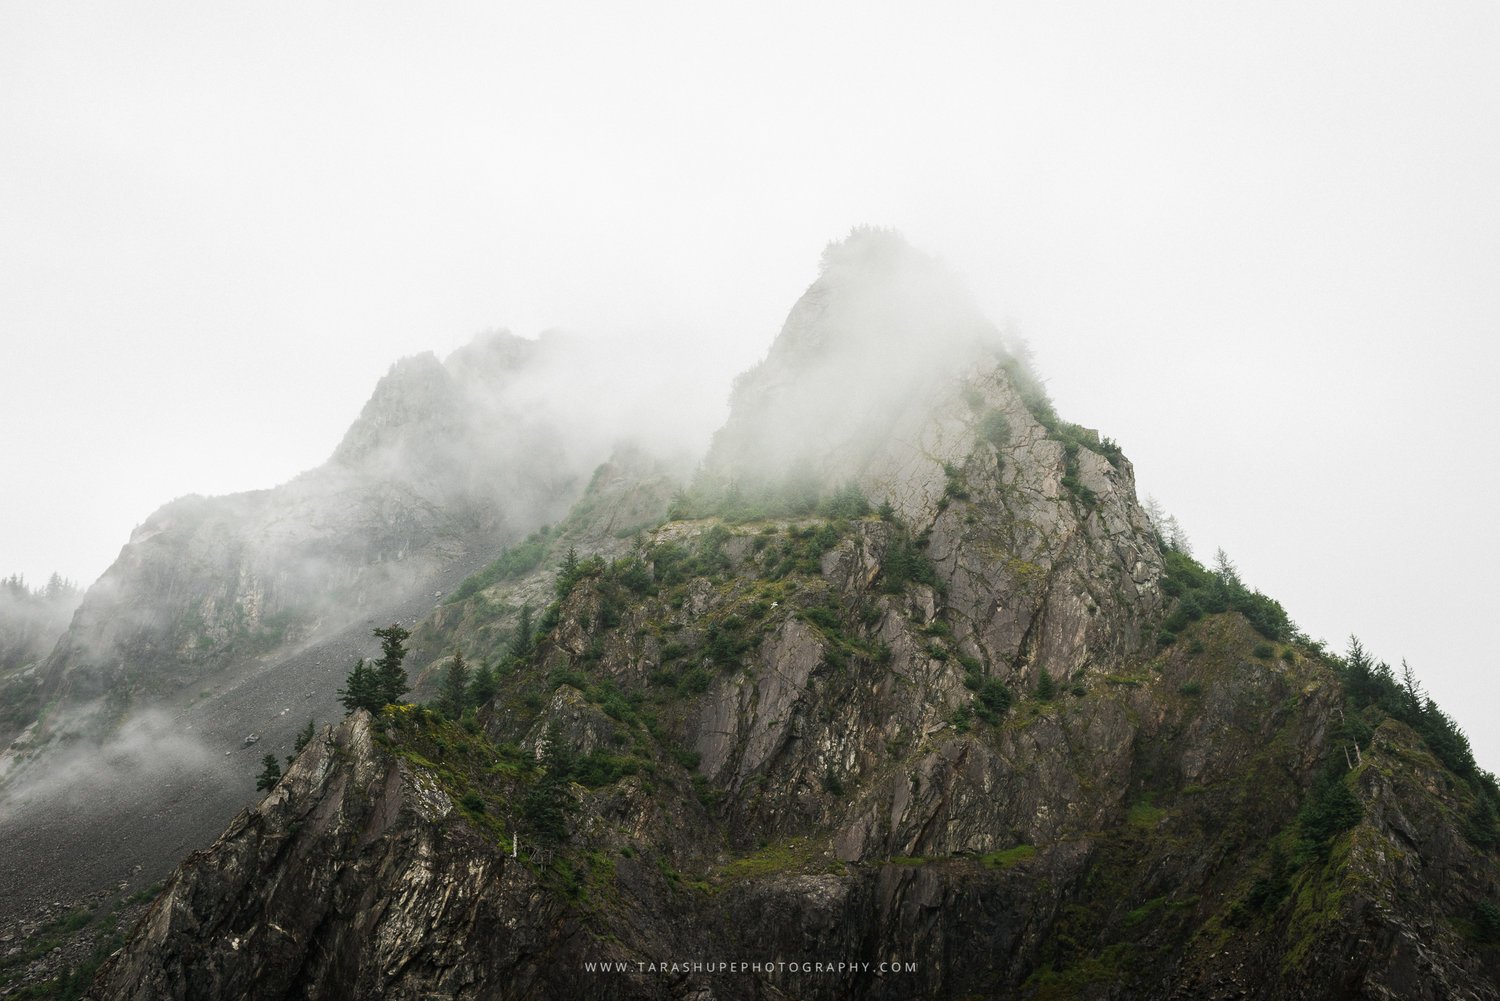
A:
0;230;1485;999
0;575;81;740
0;324;713;961
706;229;1005;492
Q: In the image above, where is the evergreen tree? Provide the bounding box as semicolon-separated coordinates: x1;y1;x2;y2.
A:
554;546;583;599
438;648;472;718
1162;515;1192;555
1399;659;1426;717
293;717;316;753
469;659;497;707
521;723;575;845
255;753;282;792
338;658;382;714
1036;667;1057;701
509;602;535;661
1212;548;1242;590
372;623;411;706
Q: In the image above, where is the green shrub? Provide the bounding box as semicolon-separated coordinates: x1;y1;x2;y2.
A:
881;532;939;593
446;526;557;604
1297;777;1362;860
818;483;872;520
978;678;1012;716
1159;550;1293;642
942;463;971;501
1036;668;1056;701
572;751;642;788
980;409;1012;448
680;667;712;694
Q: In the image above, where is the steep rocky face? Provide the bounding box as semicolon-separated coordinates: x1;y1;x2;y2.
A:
0;330;659;967
80;234;1500;999
87;548;1500;1000
706;227;1164;705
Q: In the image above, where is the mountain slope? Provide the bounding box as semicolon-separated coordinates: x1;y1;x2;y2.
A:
10;333;582;745
81;231;1500;1000
0;330;680;956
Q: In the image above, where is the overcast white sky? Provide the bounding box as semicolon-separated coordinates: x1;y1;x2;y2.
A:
3;2;1498;765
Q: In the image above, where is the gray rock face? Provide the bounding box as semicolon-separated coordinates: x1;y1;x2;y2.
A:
86;584;1500;1000
76;234;1500;999
88;713;548;1001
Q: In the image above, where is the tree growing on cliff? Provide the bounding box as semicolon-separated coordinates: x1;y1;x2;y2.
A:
285;717;317;765
522;723;575;845
438;648;472;718
556;548;581;598
293;717;316;753
469;659;497;707
1036;668;1057;701
372;623;411;705
510;602;535;662
338;658;382;714
255;754;281;793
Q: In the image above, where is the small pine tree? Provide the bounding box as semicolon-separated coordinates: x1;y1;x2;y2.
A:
1212;548;1242;590
522;723;575;845
555;547;580;598
1398;659;1426;717
469;660;497;707
1036;668;1057;702
372;623;411;706
439;648;472;718
509;602;535;661
255;753;282;792
338;659;382;715
293;717;316;753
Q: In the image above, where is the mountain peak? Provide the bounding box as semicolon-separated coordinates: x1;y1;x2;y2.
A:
816;224;925;272
703;231;1012;516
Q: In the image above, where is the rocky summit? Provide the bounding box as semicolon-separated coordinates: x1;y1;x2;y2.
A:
30;230;1500;999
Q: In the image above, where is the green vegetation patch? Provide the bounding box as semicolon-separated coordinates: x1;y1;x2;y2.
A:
446;525;560;604
1127;796;1166;829
717;840;835;881
1026;943;1136;1001
668;480;871;524
1158;550;1292;644
980;843;1036;869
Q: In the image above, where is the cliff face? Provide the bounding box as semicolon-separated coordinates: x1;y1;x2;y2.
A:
84;233;1500;1000
88;555;1500;999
